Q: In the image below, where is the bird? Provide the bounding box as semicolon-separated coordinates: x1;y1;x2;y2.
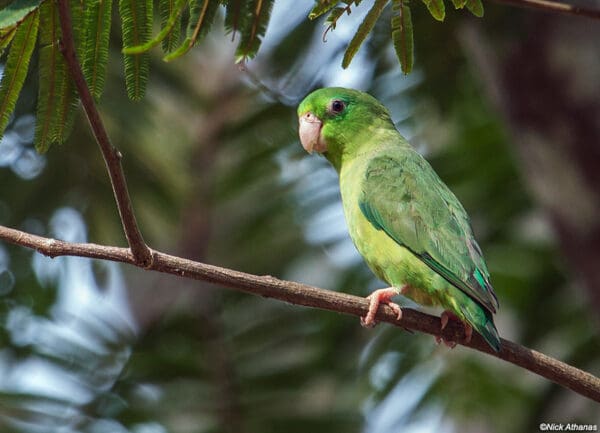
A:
297;87;501;352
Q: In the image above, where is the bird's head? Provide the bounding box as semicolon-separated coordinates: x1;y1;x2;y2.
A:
297;87;393;169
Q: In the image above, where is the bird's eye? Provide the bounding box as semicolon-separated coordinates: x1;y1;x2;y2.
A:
330;100;345;114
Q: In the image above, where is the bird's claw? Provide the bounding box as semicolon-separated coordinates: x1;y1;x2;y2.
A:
436;310;473;348
361;287;403;328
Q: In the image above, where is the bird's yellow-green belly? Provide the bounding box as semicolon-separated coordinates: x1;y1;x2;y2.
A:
339;160;453;309
345;204;450;306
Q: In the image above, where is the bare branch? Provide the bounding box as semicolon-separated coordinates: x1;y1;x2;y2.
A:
56;0;153;267
490;0;600;20
1;224;599;402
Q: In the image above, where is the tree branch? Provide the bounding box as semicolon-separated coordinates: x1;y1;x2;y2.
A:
1;224;599;403
56;0;153;267
490;0;600;20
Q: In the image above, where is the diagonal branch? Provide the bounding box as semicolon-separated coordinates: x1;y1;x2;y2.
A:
1;224;599;403
56;0;153;267
490;0;600;20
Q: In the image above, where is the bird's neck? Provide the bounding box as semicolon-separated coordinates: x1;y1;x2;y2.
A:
325;124;403;172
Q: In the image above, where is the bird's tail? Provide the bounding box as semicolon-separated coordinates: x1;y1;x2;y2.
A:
462;302;501;352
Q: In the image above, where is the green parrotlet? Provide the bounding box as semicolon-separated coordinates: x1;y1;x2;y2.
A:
297;87;501;352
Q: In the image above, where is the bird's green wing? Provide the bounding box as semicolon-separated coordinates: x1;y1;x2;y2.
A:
359;152;499;314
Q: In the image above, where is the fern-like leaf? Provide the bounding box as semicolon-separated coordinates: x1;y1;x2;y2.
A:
224;0;243;37
0;26;17;56
309;0;340;20
82;0;112;100
234;0;274;63
53;0;81;146
0;0;41;29
159;0;183;52
124;0;186;54
391;0;413;74
35;0;63;152
421;0;444;21
0;10;38;140
450;0;467;9
341;0;388;69
465;0;484;16
35;0;79;150
163;0;220;62
119;0;152;100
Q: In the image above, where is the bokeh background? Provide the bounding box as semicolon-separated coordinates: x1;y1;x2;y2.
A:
1;1;599;432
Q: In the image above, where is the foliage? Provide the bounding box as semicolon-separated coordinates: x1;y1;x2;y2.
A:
0;0;485;152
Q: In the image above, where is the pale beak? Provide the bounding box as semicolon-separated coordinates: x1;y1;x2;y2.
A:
298;112;327;154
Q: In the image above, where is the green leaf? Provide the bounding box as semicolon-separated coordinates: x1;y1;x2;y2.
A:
465;0;484;16
450;0;467;9
163;0;220;62
35;0;63;152
391;0;413;74
325;6;346;30
82;0;112;100
124;0;186;54
341;0;388;69
159;0;183;52
35;0;80;151
224;0;243;36
421;0;444;21
119;0;152;100
0;10;38;140
0;26;17;56
0;0;41;29
308;0;339;20
234;0;274;62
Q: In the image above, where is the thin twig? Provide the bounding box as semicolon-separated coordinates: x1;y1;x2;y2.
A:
56;0;153;267
1;224;599;403
490;0;600;20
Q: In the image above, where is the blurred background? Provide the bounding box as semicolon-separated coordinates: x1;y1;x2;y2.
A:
0;1;599;432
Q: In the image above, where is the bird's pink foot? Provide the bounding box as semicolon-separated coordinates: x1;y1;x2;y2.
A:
436;310;473;348
360;287;403;328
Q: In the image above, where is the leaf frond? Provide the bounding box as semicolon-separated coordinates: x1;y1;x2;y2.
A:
224;0;243;37
82;0;113;101
0;10;38;140
341;0;388;69
391;0;413;74
0;0;41;29
159;0;183;52
35;0;63;152
0;26;17;56
124;0;186;54
119;0;152;100
234;0;274;62
163;0;219;62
